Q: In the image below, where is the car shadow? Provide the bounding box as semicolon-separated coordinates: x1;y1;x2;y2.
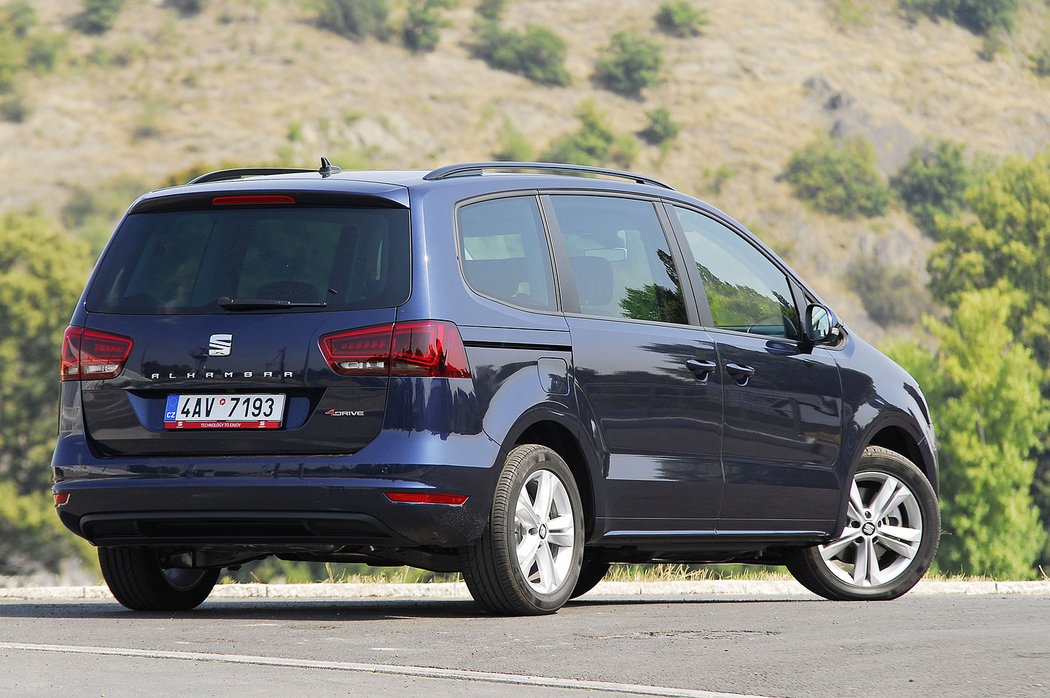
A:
0;595;819;621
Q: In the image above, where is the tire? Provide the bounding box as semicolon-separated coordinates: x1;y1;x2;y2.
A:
98;547;219;611
570;557;611;599
461;444;584;615
785;446;940;601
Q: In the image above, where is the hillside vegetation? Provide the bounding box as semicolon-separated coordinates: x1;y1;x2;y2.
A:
0;0;1046;338
1;0;1049;583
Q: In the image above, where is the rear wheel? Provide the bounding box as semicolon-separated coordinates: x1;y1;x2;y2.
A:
461;444;584;615
786;446;939;601
98;547;219;611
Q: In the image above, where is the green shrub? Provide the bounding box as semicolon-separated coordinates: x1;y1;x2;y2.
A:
0;93;29;123
655;1;708;37
493;118;533;161
831;0;873;30
74;0;126;35
1;2;36;38
639;107;680;148
704;164;735;194
595;31;663;97
899;0;1019;35
785;134;891;218
847;257;927;326
320;0;390;40
472;21;570;86
402;0;454;53
476;0;506;21
0;40;23;94
541;101;638;167
165;0;206;17
25;33;66;73
892;140;973;236
1033;37;1050;77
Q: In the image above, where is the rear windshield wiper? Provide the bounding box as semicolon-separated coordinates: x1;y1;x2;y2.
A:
217;296;328;311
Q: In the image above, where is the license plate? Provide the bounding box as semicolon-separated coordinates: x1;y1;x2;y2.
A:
164;394;286;430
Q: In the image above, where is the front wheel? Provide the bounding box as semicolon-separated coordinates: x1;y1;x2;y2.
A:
786;446;940;601
461;444;584;615
99;547;219;611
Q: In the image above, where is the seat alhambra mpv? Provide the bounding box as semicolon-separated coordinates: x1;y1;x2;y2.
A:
53;160;939;614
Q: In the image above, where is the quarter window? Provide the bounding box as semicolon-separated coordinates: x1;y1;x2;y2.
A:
673;207;800;339
458;197;557;311
552;195;688;325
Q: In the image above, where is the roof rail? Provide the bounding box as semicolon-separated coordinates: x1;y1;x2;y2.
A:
423;162;674;190
188;158;342;185
188;167;314;185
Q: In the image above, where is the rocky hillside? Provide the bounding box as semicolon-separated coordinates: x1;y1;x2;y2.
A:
3;0;1049;341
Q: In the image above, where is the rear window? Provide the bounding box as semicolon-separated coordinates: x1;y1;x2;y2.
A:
86;207;410;314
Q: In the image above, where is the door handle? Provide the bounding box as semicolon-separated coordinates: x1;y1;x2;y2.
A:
686;358;717;379
725;362;756;385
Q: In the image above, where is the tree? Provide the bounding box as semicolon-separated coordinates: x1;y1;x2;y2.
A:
785;134;891;218
0;214;95;576
892;140;975;237
74;0;126;35
541;101;637;167
471;21;570;86
891;288;1047;578
899;0;1019;35
401;0;454;53
924;147;1050;567
655;1;709;38
0;214;91;493
927;148;1050;364
320;0;389;40
595;31;664;97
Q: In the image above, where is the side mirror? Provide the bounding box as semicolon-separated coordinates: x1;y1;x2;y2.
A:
805;304;839;345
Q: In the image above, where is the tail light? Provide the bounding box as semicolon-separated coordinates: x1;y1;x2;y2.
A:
319;321;470;378
60;327;133;381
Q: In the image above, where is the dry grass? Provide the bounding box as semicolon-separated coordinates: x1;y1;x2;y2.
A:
2;0;1048;338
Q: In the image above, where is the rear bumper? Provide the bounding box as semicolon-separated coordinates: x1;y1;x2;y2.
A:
53;469;495;549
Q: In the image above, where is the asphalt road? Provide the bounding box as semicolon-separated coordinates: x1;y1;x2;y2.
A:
0;591;1047;697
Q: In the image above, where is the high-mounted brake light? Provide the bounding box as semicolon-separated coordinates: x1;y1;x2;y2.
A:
319;321;470;379
60;327;133;381
211;195;296;206
385;492;469;506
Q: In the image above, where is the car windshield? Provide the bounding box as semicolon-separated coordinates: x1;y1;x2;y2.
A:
86;206;410;314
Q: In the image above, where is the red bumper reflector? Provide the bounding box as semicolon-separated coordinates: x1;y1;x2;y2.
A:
212;195;296;206
54;493;69;506
385;492;468;506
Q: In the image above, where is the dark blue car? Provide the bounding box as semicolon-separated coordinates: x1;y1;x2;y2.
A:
53;160;939;614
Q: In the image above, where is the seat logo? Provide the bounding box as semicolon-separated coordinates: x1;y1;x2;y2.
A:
208;334;233;357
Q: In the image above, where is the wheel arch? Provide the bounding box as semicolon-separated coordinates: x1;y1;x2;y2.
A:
498;411;599;539
866;424;935;491
832;416;938;534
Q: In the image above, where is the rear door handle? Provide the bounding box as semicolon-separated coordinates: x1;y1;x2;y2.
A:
685;359;717;379
725;362;755;385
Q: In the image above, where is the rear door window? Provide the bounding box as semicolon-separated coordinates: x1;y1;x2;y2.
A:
86;206;410;314
550;195;688;325
458;196;557;311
